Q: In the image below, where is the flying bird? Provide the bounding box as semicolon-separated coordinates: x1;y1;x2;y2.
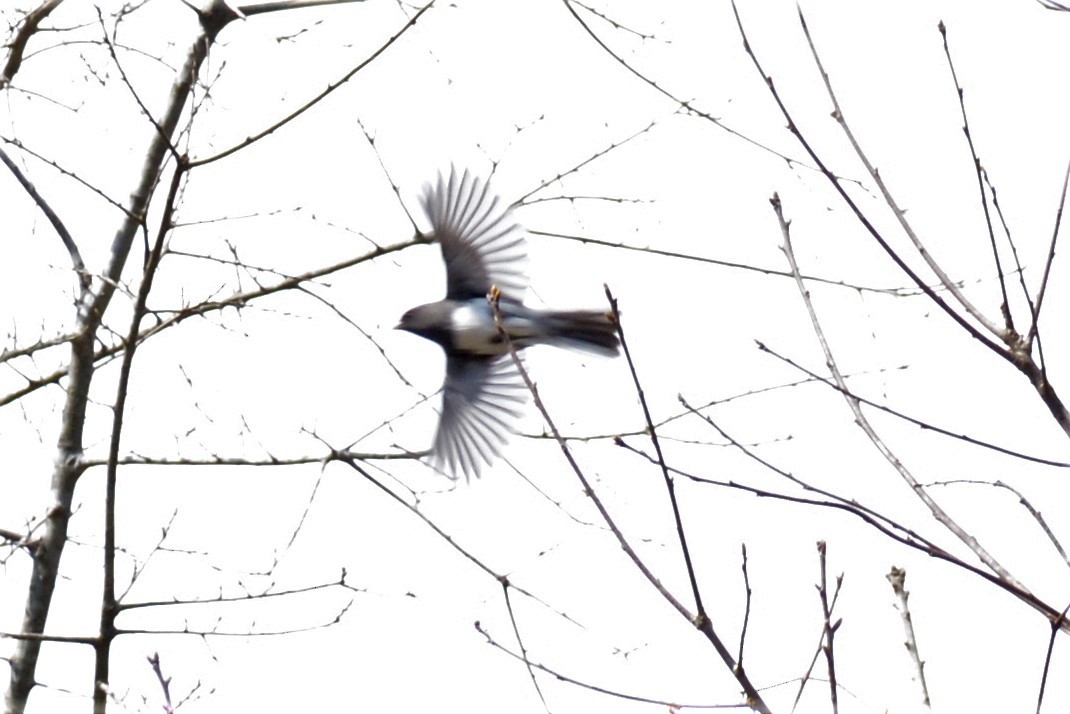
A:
397;167;619;480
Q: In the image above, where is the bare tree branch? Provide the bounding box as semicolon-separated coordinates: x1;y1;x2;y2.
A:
1028;155;1070;347
562;0;832;175
1036;604;1070;713
734;2;1070;437
887;567;932;711
5;2;229;709
604;285;709;625
792;8;1006;341
938;22;1012;331
757;343;1070;469
532;229;924;295
0;0;64;87
94;153;186;714
771;191;1027;594
815;542;841;714
0;237;421;409
189;0;436;167
0;144;86;289
489;289;773;714
475;621;751;710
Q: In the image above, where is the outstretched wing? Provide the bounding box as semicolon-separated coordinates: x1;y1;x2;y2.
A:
421;167;528;301
433;354;527;480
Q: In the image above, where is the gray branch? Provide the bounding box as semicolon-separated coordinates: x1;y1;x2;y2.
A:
3;4;227;711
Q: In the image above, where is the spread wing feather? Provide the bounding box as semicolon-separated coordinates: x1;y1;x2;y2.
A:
434;354;527;480
421;167;528;301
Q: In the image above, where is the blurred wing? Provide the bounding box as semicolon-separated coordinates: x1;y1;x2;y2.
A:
433;355;527;480
421;167;528;300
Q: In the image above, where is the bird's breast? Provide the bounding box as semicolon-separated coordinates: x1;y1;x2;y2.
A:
449;302;506;355
449;301;538;356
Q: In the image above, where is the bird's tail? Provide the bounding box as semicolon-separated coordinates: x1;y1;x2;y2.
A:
540;309;620;356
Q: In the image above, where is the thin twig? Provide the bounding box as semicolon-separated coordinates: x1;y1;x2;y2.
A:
815;542;840;714
501;580;549;713
736;544;752;669
334;456;571;622
96;8;180;164
562;0;845;178
604;285;707;623
0;332;77;367
1036;603;1070;713
475;622;750;710
1028;155;1070;347
190;0;435;167
79;448;409;470
147;653;175;714
981;168;1035;338
120;571;360;612
121;602;355;638
790;613;824;714
887;567;932;711
924;479;1070;569
757;343;1070;468
939;21;1011;331
530;229;921;295
516;119;659;203
238;0;367;15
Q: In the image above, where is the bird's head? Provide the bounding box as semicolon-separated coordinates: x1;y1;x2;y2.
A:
396;301;453;349
396;303;435;332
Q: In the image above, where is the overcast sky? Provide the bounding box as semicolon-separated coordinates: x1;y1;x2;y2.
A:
3;1;1070;713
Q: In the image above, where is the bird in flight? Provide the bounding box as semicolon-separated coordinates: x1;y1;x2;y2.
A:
397;167;619;480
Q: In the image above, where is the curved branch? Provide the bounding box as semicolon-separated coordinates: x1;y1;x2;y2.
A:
0;144;87;289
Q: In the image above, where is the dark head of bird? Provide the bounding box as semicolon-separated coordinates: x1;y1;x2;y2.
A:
396;302;455;351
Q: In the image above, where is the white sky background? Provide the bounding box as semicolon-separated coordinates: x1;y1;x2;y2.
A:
2;0;1070;712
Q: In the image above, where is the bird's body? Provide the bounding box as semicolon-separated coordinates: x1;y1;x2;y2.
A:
400;297;619;358
397;167;618;479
